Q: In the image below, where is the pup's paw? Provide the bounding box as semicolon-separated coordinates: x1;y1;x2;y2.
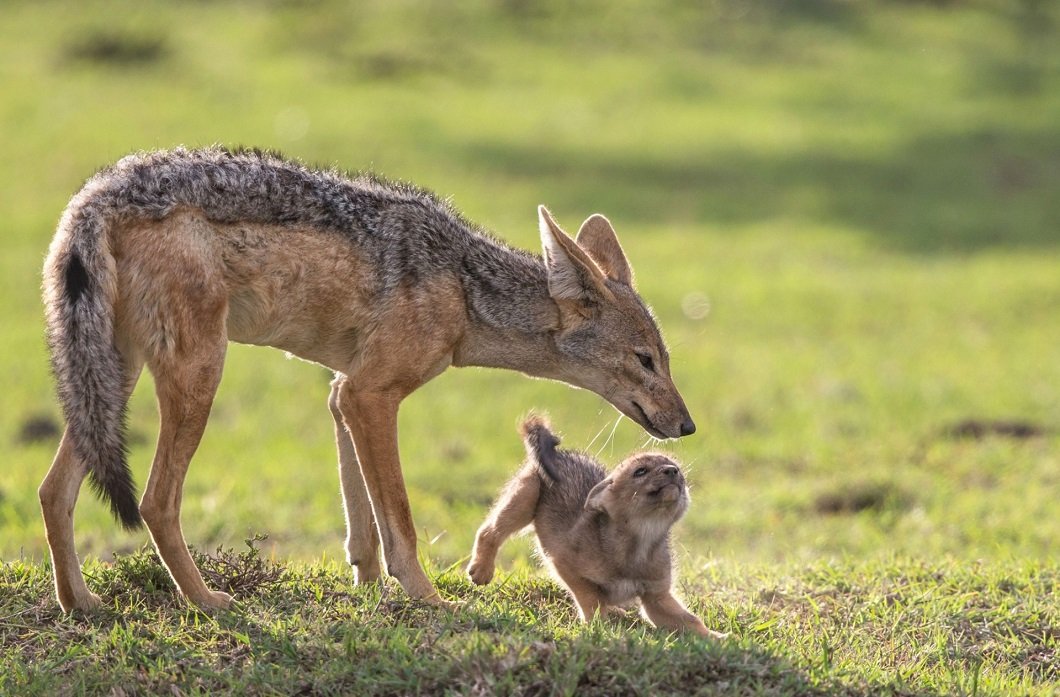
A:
696;625;730;641
466;559;495;586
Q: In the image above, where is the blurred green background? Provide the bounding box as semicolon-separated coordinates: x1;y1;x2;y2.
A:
1;0;1057;572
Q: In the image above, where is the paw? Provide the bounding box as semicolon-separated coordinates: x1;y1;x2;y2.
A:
424;594;463;612
60;590;102;613
466;559;495;586
399;585;461;612
353;561;382;585
691;620;729;640
195;590;235;611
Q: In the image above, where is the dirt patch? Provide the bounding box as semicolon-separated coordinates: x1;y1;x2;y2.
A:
63;31;167;66
16;415;61;445
813;482;905;516
943;418;1045;440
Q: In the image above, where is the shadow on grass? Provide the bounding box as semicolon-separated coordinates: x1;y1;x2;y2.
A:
461;125;1060;255
2;547;948;696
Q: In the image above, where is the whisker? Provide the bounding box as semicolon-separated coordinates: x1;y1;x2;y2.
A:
596;413;624;458
584;418;614;452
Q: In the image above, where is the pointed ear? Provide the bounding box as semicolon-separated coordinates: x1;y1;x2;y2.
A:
576;214;633;286
538;206;614;306
584;477;614;514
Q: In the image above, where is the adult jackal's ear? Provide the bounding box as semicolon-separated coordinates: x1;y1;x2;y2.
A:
576;214;633;286
538;206;614;312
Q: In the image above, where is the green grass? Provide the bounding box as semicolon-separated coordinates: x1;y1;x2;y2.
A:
2;543;1056;695
1;0;1058;693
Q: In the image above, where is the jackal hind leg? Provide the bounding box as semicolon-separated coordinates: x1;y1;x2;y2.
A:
561;575;608;624
40;362;143;612
140;323;230;610
467;469;541;586
328;376;380;584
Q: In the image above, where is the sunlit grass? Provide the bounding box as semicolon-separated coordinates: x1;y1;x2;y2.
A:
1;1;1058;693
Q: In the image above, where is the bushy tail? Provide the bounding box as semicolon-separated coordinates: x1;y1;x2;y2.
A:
520;415;562;483
44;201;142;530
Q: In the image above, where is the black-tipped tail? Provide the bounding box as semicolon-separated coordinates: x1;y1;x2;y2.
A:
520;415;562;482
46;215;143;531
85;408;142;531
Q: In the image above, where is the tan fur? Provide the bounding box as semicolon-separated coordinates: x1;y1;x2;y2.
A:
123;213;463;606
41;148;695;613
468;418;724;638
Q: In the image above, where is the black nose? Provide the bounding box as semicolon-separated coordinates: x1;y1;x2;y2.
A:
662;465;679;478
679;418;696;437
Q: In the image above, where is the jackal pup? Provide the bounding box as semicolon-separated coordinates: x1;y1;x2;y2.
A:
468;416;720;637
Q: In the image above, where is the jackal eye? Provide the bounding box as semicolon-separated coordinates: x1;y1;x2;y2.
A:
636;352;655;372
633;466;649;478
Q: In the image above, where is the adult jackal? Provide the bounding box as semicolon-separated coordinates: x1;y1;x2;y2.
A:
41;146;695;612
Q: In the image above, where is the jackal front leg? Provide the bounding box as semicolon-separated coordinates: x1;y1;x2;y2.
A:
335;382;448;607
641;591;725;639
328;376;380;584
467;469;540;585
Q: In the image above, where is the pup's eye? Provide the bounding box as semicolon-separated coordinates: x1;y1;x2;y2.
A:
633;467;648;478
636;353;654;372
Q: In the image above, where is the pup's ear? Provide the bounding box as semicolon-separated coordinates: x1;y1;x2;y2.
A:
521;415;561;481
584;477;614;515
576;214;632;286
538;206;614;315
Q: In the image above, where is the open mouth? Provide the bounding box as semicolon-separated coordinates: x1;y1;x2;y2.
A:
631;401;669;439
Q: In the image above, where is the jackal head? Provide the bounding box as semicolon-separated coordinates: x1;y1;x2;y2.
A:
584;453;690;526
538;206;695;440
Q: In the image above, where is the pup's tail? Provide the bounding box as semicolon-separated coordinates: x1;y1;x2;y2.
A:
43;192;142;530
520;415;562;482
